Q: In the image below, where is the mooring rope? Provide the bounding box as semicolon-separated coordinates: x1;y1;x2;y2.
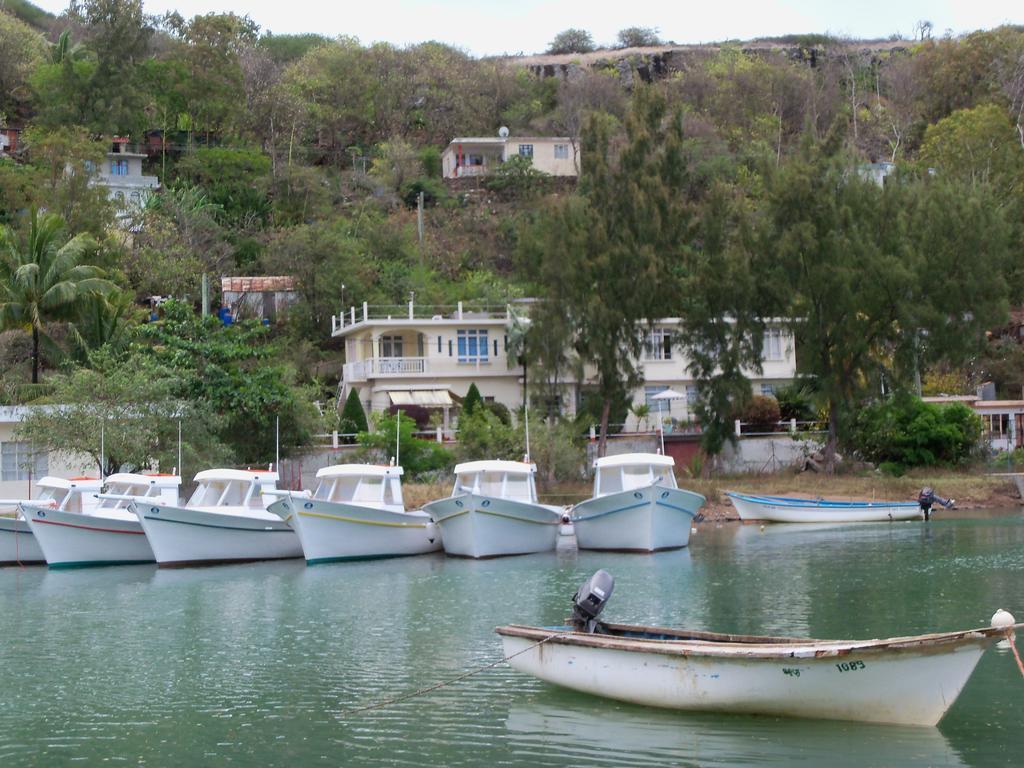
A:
337;631;567;718
1007;631;1024;678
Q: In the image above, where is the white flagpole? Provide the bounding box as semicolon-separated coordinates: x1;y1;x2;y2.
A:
396;410;401;466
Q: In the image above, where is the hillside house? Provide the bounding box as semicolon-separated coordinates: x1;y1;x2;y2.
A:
922;395;1024;452
94;137;160;213
221;276;300;324
0;126;19;155
442;136;579;179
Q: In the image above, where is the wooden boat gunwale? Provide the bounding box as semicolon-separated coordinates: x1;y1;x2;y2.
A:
496;621;1021;660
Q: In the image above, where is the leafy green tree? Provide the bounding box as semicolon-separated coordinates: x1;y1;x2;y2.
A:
0;210;115;382
339;388;369;437
14;348;231;476
616;27;661;48
133;300;319;463
547;28;595;55
484;155;550;198
0;11;47;118
462;383;484;417
175;147;272;226
454;409;523;463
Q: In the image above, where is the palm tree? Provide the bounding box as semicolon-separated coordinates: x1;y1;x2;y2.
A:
0;210;114;383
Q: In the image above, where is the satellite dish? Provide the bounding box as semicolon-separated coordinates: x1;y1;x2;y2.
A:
498;126;510;138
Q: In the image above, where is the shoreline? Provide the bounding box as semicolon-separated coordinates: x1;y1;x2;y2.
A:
405;472;1024;522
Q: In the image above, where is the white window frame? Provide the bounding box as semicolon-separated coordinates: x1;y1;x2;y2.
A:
457;329;489;363
645;328;673;361
764;328;785;361
553;144;569;159
1;442;48;482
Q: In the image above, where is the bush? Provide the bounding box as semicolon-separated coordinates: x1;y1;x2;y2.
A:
485;400;512;426
400;176;447;208
387;403;432;429
455;409;523;463
774;382;816;421
848;394;982;468
484;155;550;199
743;395;781;430
547;28;595;55
357;412;453;477
339;388;369;440
530;419;585;483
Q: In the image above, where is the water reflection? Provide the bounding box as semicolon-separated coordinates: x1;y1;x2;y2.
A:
505;701;967;768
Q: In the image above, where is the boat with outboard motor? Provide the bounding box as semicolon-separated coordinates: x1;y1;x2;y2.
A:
726;491;922;523
267;464;441;564
22;473;181;568
496;570;1022;726
571;453;704;552
423;460;563;558
131;468;300;567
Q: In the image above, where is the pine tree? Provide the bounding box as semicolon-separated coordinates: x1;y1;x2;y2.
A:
462;383;484;418
339;388;369;439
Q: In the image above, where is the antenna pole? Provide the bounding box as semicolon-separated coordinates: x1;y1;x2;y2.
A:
395;410;401;467
177;419;182;479
275;415;280;473
524;402;531;462
100;421;105;478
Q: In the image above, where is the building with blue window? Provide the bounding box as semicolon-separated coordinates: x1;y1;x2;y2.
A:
331;299;798;433
93;137;160;216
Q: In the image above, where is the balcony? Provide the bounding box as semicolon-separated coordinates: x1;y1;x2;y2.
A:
343;357;428;382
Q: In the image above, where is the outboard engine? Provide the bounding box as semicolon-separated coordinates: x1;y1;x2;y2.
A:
571;569;615;634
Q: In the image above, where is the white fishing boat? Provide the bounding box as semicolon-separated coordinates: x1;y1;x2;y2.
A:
726;491;922;523
571;454;705;552
3;477;105;566
423;460;562;558
496;570;1022;726
267;464;441;564
22;473;180;568
131;469;301;567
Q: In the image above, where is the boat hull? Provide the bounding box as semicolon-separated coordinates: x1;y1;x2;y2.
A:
424;493;560;558
20;506;153;568
497;625;994;726
0;515;44;565
268;498;441;564
572;486;704;552
133;503;302;567
727;493;922;523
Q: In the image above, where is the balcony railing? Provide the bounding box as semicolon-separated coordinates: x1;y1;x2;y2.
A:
343;357;428;382
332;300;522;335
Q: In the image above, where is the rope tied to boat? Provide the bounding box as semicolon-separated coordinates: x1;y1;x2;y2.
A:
337;631;567;718
1006;632;1024;678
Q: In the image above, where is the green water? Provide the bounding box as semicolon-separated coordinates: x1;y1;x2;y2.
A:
2;511;1024;767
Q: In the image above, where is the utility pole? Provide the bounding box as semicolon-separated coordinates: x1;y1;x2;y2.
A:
417;191;425;244
201;274;209;317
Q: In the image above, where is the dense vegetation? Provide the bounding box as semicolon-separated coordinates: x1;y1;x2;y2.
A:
2;1;1023;474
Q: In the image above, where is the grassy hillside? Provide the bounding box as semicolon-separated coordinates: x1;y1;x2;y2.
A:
1;0;55;32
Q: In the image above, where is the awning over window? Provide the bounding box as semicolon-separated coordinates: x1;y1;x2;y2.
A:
387;390;454;407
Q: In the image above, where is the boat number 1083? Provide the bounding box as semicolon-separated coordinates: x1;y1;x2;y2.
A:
835;660;866;672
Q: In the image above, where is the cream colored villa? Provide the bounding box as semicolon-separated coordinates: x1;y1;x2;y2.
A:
442;136;579;179
331;300;798;432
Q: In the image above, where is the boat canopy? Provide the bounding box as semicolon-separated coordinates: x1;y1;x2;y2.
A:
187;469;279;510
312;464;405;511
27;476;103;513
101;473;181;509
593;454;677;497
453;460;538;503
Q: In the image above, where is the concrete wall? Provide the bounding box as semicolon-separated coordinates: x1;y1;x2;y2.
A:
718;434;822;474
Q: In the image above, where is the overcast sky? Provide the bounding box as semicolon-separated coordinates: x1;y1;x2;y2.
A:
29;0;1024;56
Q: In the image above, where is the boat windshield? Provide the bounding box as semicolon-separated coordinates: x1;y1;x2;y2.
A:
353;475;384;503
597;464;677;495
455;471;534;502
188;480;249;507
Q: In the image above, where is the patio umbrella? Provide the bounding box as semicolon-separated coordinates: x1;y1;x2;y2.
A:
649;388;687;454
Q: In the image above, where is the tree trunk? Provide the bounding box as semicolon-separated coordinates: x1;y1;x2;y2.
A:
31;325;39;384
824;401;839;475
597;397;612;458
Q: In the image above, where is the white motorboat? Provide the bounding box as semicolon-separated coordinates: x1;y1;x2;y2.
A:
267;464;441;564
132;469;301;567
21;473;180;568
423;460;562;558
571;453;705;552
0;477;85;565
726;491;922;523
496;570;1021;726
4;477;104;566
